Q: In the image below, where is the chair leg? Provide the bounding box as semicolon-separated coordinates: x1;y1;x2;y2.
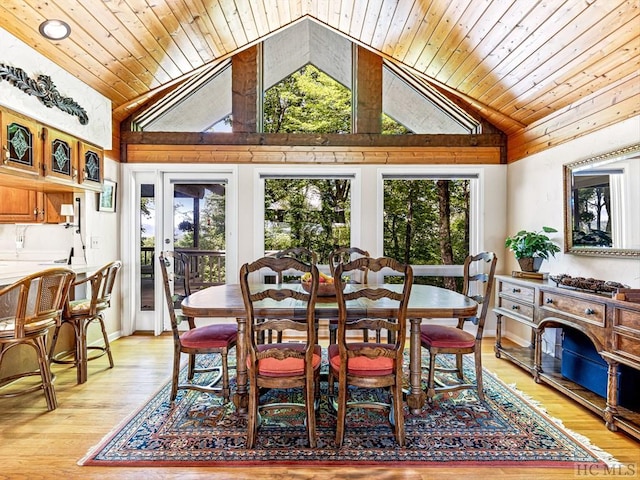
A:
48;324;62;361
246;377;259;449
327;368;335;397
392;382;405;447
426;351;437;403
305;375;317;448
35;336;57;411
475;348;484;401
221;349;230;402
170;345;181;402
188;353;196;380
97;314;114;368
335;371;348;447
455;353;464;380
77;319;89;384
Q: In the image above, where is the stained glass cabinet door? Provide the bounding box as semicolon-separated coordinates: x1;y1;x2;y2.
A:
0;110;41;176
79;140;104;190
43;127;78;185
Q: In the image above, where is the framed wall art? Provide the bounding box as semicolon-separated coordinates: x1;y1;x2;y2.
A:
98;179;117;212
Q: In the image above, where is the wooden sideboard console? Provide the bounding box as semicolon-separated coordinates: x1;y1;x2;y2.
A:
493;274;640;440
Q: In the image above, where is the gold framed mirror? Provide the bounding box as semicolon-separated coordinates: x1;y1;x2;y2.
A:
563;143;640;257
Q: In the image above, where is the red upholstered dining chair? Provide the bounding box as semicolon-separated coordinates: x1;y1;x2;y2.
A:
239;255;321;449
420;251;497;403
159;251;237;403
328;247;370;344
49;260;121;384
328;257;413;447
0;268;76;411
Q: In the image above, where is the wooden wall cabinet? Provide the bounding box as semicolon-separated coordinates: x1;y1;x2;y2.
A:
0;110;42;177
0;106;103;193
0;185;72;223
79;141;103;188
42;127;78;186
0;185;41;222
494;275;640;440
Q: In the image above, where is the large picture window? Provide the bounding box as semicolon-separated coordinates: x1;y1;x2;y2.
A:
263;176;353;264
382;174;476;289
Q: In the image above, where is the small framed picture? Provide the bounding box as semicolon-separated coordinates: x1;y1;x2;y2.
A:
99;179;117;212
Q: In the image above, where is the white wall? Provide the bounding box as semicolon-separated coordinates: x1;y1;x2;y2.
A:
1;26;120;341
0;27;112;148
503;115;640;345
0;157;122;342
126;161;506;334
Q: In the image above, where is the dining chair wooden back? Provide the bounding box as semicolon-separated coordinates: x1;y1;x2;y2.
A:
271;247;318;283
264;247;318;343
328;246;369;284
0;268;76;410
159;251;237;403
49;261;121;384
420;251;497;402
180;250;225;292
239;255;321;448
328;247;371;343
328;256;413;447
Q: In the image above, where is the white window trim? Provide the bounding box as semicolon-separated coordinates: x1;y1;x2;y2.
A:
376;165;485;277
253;165;362;268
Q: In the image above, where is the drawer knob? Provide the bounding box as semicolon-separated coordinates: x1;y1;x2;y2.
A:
511;305;520;310
546;298;553;304
512;288;521;293
585;308;595;315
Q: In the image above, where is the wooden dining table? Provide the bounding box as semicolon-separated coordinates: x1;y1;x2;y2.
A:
182;283;478;414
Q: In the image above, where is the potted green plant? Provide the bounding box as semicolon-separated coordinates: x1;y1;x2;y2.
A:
505;226;561;272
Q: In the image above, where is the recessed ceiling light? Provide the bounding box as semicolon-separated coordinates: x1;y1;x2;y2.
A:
38;20;71;40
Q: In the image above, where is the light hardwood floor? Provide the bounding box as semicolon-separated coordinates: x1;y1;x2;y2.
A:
0;334;638;480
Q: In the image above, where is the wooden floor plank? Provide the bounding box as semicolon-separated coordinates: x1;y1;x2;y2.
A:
0;335;637;479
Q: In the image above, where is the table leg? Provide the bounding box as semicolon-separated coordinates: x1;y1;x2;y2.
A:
233;316;248;413
406;317;426;414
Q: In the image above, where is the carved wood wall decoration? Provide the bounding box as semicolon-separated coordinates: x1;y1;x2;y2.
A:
0;63;89;125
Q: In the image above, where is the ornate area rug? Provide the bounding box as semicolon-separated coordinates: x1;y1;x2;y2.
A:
80;353;615;468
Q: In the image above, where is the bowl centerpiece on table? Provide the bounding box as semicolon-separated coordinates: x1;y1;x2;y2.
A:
301;271;343;297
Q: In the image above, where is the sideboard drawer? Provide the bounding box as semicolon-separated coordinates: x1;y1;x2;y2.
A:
498;297;535;321
614;308;640;332
541;291;605;326
499;280;535;304
612;332;640;364
611;307;640;365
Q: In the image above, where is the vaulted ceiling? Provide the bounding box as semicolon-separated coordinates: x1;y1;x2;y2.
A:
1;0;638;160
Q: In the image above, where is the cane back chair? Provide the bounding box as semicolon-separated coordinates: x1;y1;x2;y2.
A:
420;251;497;402
328;257;413;447
49;261;121;384
239;255;321;449
0;268;76;410
159;251;237;403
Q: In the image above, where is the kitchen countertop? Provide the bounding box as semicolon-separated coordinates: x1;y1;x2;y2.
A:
0;261;99;285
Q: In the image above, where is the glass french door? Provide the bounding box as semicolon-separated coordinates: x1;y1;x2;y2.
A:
123;167;237;335
130;172;157;333
161;173;232;332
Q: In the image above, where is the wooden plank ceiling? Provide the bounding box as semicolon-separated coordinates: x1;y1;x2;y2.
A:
0;0;638;161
